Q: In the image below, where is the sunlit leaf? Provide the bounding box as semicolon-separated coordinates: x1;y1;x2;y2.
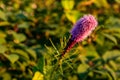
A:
113;33;120;39
102;50;120;62
77;63;89;79
18;22;29;29
0;32;6;38
77;63;89;73
65;10;81;24
94;0;109;8
32;71;44;80
105;17;120;27
0;45;7;53
13;49;29;60
0;22;10;26
68;75;78;80
116;0;120;4
12;32;26;42
92;70;107;77
96;34;104;46
0;32;6;44
103;28;120;33
26;49;37;60
1;73;11;80
105;65;117;80
3;54;19;64
85;45;99;59
61;0;75;10
0;38;6;44
109;61;117;70
0;10;7;21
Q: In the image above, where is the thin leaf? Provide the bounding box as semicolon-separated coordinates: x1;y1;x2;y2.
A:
105;65;117;80
37;55;44;74
13;49;29;60
26;49;37;60
103;28;120;33
49;38;60;55
102;33;117;44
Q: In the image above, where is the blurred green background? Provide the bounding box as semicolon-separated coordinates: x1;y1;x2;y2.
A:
0;0;120;80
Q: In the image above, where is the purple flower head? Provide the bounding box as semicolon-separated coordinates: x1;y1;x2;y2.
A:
71;14;98;42
61;14;98;58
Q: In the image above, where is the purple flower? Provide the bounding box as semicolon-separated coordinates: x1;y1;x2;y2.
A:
61;14;98;57
71;14;98;42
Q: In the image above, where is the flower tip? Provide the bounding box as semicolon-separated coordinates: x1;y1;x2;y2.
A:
84;14;98;26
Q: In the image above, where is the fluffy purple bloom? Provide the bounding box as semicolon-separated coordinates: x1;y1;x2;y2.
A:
61;14;98;57
71;14;98;42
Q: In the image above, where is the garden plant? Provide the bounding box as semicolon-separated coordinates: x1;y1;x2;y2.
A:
0;0;120;80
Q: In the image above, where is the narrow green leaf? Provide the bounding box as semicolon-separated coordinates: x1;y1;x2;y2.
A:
113;33;120;39
37;55;44;73
105;65;117;80
103;28;120;33
26;49;37;60
13;49;29;60
109;61;117;70
49;38;60;55
102;33;117;44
